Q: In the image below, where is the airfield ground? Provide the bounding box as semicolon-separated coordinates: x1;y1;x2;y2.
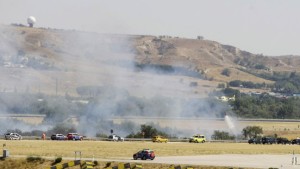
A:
1;140;300;169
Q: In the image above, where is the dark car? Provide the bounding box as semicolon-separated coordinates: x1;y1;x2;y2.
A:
262;137;276;144
67;133;83;141
248;138;256;144
291;139;300;145
51;134;67;140
133;149;155;160
276;137;290;144
248;137;262;144
4;133;22;140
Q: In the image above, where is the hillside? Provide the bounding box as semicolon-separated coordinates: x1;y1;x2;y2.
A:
0;24;299;98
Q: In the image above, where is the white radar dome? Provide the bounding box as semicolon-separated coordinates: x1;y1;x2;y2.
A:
27;16;36;27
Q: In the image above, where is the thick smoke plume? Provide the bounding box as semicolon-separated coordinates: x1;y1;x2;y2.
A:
0;24;238;139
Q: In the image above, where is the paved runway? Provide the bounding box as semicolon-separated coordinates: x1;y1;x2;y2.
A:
11;154;300;169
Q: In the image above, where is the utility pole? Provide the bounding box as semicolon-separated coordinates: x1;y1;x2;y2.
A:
56;78;58;96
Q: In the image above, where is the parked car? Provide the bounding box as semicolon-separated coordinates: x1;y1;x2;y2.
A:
4;133;22;140
152;135;168;143
107;134;124;141
51;134;67;140
261;137;276;144
67;133;83;141
133;149;155;160
248;138;256;144
189;134;206;143
248;137;262;144
291;138;300;145
276;137;290;144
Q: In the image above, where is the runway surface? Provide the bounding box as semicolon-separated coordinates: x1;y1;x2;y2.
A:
11;154;300;169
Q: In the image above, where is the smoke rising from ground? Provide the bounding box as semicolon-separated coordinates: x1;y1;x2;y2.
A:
57;29;232;138
0;24;238;139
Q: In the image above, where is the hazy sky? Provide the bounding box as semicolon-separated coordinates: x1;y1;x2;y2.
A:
0;0;299;56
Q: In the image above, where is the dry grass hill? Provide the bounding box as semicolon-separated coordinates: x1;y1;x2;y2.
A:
0;24;299;98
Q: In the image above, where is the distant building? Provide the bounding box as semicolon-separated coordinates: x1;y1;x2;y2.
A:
217;95;235;102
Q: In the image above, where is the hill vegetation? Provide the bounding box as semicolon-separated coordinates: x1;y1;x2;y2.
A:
1;24;300;137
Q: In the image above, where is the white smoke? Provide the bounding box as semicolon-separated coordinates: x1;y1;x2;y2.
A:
0;24;238;139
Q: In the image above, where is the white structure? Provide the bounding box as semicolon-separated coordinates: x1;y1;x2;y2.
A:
27;16;36;27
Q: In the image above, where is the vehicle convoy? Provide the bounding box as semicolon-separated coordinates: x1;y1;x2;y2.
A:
276;137;290;144
67;133;83;141
4;133;22;140
107;134;124;141
51;134;67;140
152;135;168;143
248;137;262;144
291;138;300;145
133;149;155;160
189;134;206;143
261;137;276;144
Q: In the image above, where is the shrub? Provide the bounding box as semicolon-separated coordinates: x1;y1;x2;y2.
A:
26;156;45;164
93;161;99;166
211;130;235;140
221;68;231;77
105;162;111;167
217;83;226;88
53;157;62;164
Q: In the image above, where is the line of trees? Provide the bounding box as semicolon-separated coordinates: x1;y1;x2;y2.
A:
236;69;300;94
228;80;270;89
3;86;300;121
6;124;264;141
231;92;300;119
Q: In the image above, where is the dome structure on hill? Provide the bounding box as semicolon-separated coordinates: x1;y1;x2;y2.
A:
27;16;36;27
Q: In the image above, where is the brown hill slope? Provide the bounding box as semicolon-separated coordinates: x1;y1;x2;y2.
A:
0;25;299;97
134;36;300;83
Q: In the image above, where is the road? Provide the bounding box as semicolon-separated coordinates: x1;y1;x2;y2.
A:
152;154;299;169
11;154;300;169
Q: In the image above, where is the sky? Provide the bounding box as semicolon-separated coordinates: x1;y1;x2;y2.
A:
0;0;299;56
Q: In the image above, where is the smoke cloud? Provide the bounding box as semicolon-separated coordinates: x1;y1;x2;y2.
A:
0;23;239;139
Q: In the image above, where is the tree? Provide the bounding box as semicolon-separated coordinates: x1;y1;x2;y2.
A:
140;124;158;138
242;126;263;139
221;68;231;77
211;130;235;140
217;83;226;88
229;80;242;87
126;124;169;138
223;88;240;97
254;64;267;70
197;36;204;40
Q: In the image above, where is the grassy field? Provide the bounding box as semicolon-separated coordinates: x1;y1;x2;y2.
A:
2;140;296;169
1;119;300;169
1;140;300;158
113;118;300;140
241;120;300;139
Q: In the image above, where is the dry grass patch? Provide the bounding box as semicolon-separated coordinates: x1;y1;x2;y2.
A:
241;121;300;139
0;140;293;169
0;158;50;169
0;158;256;169
1;140;300;159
